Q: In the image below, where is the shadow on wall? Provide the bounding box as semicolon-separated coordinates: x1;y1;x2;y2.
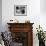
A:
40;0;46;14
0;0;2;32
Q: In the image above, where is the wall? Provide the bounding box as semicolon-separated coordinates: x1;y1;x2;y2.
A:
2;0;40;46
2;0;40;30
40;0;46;31
0;0;2;32
40;0;46;13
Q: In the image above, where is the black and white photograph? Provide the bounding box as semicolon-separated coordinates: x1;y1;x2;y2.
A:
14;5;27;16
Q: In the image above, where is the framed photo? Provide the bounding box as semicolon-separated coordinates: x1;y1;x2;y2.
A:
14;5;27;16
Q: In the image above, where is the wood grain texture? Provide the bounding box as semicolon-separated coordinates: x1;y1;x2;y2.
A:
7;23;34;46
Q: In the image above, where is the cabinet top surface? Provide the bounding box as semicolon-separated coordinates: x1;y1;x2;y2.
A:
7;23;34;25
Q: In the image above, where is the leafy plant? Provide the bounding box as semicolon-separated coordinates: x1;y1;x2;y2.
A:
36;25;45;41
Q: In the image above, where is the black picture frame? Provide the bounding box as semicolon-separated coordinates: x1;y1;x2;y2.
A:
14;5;27;16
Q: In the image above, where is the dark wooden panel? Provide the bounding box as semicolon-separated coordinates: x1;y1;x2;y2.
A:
7;23;34;46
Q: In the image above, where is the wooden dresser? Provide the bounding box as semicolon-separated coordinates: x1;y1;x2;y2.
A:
7;23;34;46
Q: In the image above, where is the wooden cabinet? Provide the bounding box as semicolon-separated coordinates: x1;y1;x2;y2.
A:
7;23;34;46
